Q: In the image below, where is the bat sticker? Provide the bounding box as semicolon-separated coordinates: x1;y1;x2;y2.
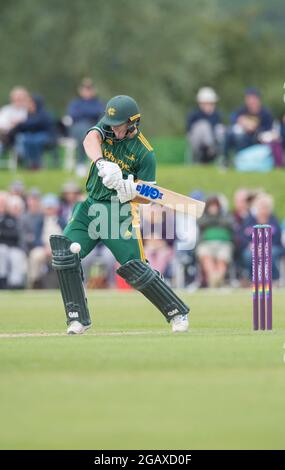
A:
136;183;163;200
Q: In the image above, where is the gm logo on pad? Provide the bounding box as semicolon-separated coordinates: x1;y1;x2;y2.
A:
68;311;79;319
136;184;163;200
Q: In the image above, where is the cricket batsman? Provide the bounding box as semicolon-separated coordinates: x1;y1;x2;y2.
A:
50;95;189;334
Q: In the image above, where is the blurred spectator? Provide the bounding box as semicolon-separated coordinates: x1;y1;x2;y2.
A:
281;218;285;248
28;194;65;288
224;88;274;166
197;195;234;287
0;193;27;289
9;180;26;204
281;114;285;151
7;194;26;219
59;181;82;225
173;190;205;289
0;87;29;156
20;188;43;254
82;244;116;288
66;78;104;171
0;191;9;288
186;87;225;164
8;94;56;169
232;188;259;282
141;204;174;279
240;193;285;282
232;189;251;234
1;178;284;290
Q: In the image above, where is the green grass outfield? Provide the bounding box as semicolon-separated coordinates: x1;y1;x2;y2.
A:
0;289;285;450
1;165;285;217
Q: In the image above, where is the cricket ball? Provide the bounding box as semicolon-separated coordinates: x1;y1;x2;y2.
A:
70;242;81;254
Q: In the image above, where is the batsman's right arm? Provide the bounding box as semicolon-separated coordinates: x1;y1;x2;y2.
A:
83;130;103;163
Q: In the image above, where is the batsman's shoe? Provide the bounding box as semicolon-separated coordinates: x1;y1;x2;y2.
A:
171;314;189;333
67;321;91;335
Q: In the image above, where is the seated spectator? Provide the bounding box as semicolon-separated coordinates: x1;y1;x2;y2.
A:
224;88;274;166
28;194;65;288
173;190;205;289
9;179;26;204
66;78;104;173
20;188;43;254
8;94;56;169
281;113;285;151
232;188;252;235
281;218;285;249
186;87;225;164
141;204;174;280
0;192;27;289
196;195;234;287
240;193;285;283
59;181;82;226
0;87;29;156
81;244;116;288
232;189;262;282
0;191;9;288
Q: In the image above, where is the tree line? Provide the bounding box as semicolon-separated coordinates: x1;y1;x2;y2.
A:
0;0;284;135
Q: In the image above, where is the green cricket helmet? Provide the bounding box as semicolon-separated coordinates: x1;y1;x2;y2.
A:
102;95;140;129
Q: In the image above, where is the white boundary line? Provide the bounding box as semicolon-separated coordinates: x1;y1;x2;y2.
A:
0;329;276;338
0;330;169;339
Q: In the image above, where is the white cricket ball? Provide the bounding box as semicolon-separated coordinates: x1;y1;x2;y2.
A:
70;242;81;254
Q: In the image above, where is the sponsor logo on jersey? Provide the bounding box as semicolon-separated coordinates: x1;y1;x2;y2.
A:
68;311;79;319
126;154;136;161
136;183;163;200
103;149;130;171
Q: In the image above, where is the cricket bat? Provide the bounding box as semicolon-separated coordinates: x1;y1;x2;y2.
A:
135;180;205;218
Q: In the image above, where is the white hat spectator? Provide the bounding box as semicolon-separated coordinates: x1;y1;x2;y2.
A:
196;87;218;104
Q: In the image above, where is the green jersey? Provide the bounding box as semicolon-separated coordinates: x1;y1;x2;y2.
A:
86;119;156;201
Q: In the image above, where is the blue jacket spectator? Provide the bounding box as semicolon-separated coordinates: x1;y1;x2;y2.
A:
186;108;222;133
12;96;54;135
68;95;104;124
9;95;56;169
224;88;274;166
230;105;273;133
66;78;104;169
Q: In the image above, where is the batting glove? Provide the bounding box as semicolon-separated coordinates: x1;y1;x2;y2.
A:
116;175;137;203
96;159;123;190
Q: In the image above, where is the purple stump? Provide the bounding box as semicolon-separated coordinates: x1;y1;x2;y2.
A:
265;226;273;330
259;228;266;330
252;227;259;330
